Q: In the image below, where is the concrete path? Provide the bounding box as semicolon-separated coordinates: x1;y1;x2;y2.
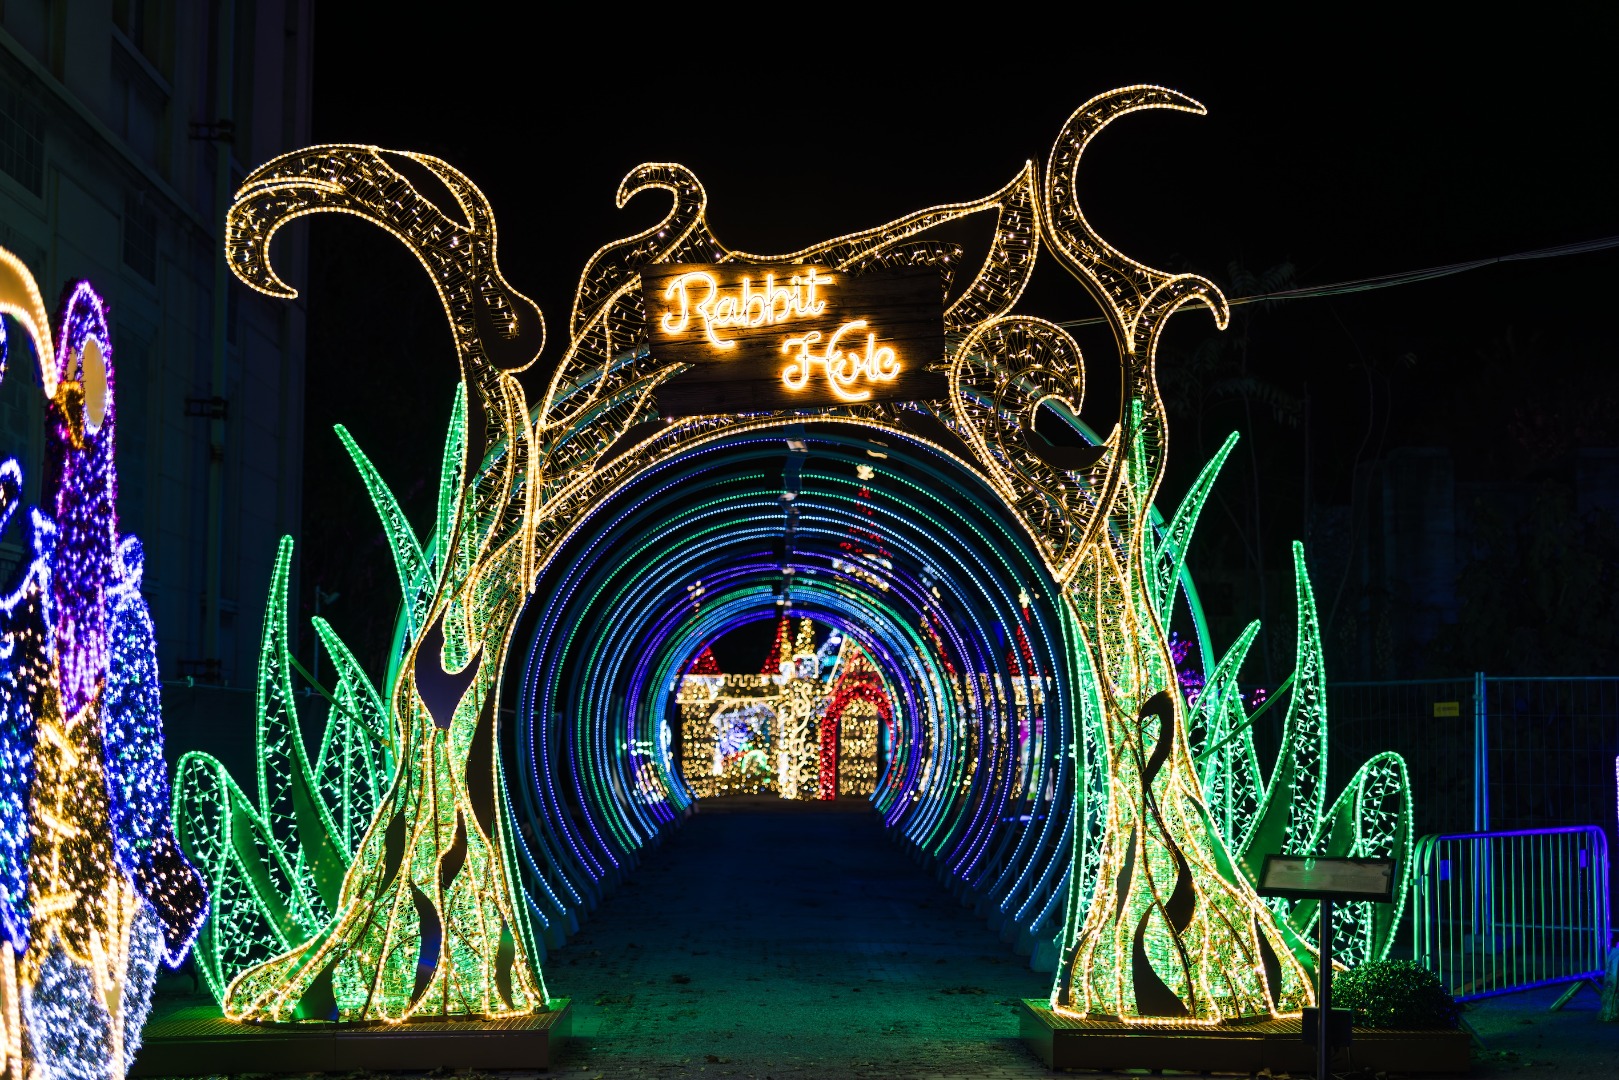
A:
1463;980;1619;1076
141;797;1619;1077
546;799;1052;1079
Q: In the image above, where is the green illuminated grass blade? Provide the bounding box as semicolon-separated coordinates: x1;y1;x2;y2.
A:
1277;540;1330;844
431;382;468;585
335;424;430;639
1233;542;1328;866
1204;542;1416;967
311;616;392;752
1149;431;1238;628
173;751;314;1004
1189;620;1265;850
311;618;393;857
432;384;477;671
175;541;401;1006
1188;619;1259;767
256;537;348;922
1280;751;1415;966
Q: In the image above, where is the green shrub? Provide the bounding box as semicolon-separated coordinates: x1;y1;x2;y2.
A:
1334;959;1460;1029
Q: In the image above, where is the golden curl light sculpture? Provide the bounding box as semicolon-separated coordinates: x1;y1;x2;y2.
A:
220;86;1315;1024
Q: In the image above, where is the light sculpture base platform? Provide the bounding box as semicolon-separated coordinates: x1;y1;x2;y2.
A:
130;999;571;1076
1018;999;1470;1074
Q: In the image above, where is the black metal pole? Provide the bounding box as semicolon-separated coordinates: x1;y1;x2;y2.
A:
1318;898;1334;1080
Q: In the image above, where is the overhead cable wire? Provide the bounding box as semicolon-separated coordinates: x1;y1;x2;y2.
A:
1054;235;1619;329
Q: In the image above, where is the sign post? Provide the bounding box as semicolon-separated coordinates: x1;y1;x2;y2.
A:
1258;855;1397;1080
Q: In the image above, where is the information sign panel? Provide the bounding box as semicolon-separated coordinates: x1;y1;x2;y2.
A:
1256;855;1396;903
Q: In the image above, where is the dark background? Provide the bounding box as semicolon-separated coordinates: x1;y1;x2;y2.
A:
290;12;1619;684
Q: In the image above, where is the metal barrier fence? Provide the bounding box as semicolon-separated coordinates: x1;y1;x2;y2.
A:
1327;677;1478;841
1481;678;1619;840
1328;675;1619;904
1413;826;1611;1001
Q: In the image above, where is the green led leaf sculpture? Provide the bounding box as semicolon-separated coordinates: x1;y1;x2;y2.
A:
335;426;431;643
255;540;349;923
1187;618;1264;844
1144;430;1416;969
173;538;383;1003
1237;544;1413;966
310;617;392;858
175;386;471;1007
1148;431;1239;631
173;754;306;1005
220;145;548;1022
1179;541;1415;967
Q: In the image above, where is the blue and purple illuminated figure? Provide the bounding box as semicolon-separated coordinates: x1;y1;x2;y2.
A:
0;257;205;1079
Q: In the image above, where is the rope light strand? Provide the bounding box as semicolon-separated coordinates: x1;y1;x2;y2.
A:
1056;234;1619;329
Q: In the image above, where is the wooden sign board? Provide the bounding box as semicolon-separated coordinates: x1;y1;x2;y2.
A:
644;262;947;416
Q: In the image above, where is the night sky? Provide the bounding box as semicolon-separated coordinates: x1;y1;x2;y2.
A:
289;14;1619;675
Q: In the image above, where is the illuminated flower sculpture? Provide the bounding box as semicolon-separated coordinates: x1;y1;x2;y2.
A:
0;251;207;1078
198;85;1412;1028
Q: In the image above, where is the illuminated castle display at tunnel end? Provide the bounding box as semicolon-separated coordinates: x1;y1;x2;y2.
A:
676;618;888;801
161;84;1414;1031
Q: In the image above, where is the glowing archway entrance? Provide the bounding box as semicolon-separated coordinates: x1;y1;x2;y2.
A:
179;85;1414;1032
504;418;1081;946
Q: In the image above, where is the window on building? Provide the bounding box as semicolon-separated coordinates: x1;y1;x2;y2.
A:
112;68;161;164
0;224;46;286
114;0;174;78
3;1;51;65
0;72;45;196
229;0;257;164
123;190;157;281
112;0;151;54
111;37;167;169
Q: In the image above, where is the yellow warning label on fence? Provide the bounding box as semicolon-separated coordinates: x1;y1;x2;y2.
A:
1433;701;1461;717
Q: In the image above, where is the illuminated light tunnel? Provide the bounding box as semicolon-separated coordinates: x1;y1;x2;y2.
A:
186;89;1415;1033
505;418;1105;968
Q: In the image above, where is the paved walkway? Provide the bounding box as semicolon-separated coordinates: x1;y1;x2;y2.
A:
1462;980;1619;1076
546;799;1052;1079
142;798;1619;1078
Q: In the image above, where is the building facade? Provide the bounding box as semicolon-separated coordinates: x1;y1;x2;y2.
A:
0;0;312;688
